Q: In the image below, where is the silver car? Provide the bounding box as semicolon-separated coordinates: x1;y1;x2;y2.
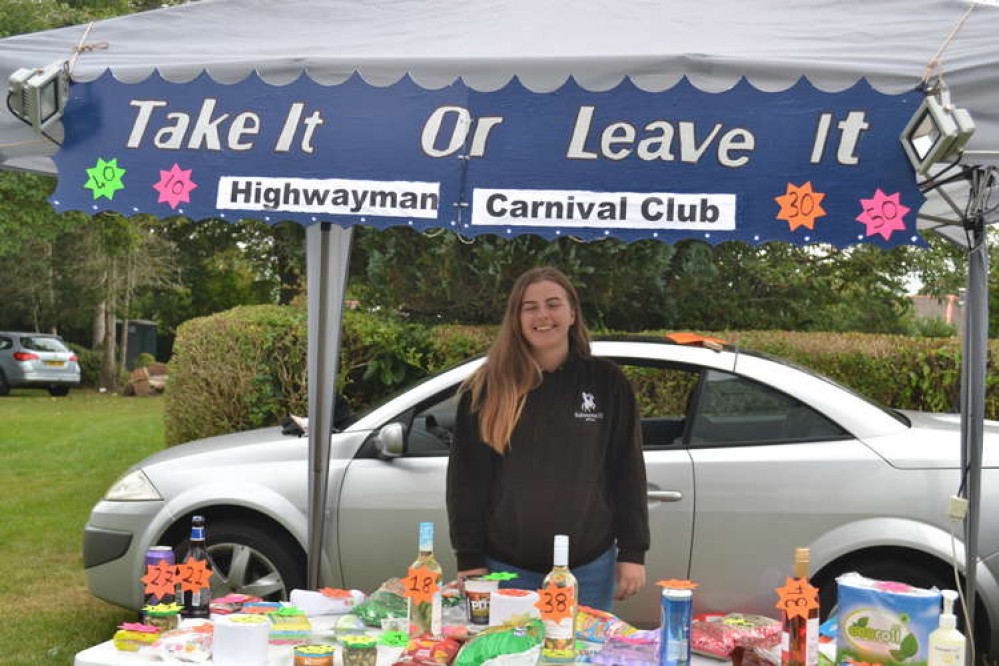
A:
83;339;999;650
0;331;81;396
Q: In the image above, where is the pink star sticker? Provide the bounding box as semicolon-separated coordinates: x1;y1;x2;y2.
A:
153;163;198;209
856;188;909;241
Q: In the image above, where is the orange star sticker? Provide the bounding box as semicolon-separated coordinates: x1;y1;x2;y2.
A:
656;579;700;590
774;576;819;620
177;557;213;593
320;587;352;598
141;560;178;599
404;565;441;605
775;181;827;231
535;582;576;623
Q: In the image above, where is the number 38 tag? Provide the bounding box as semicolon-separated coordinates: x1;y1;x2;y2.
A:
535;582;575;622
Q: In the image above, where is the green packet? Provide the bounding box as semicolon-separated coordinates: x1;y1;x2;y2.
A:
836;572;942;666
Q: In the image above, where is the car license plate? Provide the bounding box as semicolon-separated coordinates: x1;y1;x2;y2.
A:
44;360;64;367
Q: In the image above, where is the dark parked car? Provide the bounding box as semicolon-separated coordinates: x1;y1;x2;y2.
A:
0;332;81;396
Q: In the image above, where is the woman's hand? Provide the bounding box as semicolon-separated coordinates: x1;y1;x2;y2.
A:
614;562;646;600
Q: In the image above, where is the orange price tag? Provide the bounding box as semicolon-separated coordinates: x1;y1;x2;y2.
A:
774;576;819;620
176;557;213;593
404;565;441;605
775;181;827;231
534;582;575;623
141;560;178;598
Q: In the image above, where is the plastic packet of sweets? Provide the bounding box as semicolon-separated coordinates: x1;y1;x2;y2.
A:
690;613;781;658
575;606;637;643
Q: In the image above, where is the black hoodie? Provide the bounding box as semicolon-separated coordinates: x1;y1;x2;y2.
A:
446;355;650;573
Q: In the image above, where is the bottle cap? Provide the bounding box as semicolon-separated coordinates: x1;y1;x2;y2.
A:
553;534;569;567
418;522;434;550
940;589;958;629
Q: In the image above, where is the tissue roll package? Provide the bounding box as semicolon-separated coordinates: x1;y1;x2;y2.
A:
836;573;941;666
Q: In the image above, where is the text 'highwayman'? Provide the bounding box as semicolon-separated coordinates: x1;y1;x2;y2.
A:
216;176;440;218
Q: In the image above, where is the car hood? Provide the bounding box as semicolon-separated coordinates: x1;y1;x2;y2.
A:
136;427;307;472
862;410;999;469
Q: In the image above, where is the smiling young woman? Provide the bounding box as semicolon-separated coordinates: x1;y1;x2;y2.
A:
446;266;650;611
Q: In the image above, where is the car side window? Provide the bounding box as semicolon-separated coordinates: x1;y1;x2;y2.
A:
406;389;460;457
689;369;847;446
0;336;11;350
617;361;701;449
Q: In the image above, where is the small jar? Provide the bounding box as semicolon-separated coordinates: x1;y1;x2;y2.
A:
293;644;337;666
341;636;378;666
140;602;182;632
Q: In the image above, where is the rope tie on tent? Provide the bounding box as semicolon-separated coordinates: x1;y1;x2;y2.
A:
67;22;108;80
921;4;976;88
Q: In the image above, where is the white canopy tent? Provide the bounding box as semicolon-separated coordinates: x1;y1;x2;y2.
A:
0;0;996;649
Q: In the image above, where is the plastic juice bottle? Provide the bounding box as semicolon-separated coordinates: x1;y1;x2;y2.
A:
928;590;966;666
541;534;578;661
781;547;819;666
407;521;443;637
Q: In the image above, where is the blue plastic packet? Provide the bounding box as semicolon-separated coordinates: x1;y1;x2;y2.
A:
835;573;941;666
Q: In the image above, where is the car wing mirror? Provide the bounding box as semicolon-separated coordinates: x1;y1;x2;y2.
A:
373;422;405;459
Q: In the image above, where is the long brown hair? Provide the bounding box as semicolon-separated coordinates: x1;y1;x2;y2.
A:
463;267;591;453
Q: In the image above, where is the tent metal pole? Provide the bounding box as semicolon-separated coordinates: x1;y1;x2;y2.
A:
963;218;987;665
305;222;354;589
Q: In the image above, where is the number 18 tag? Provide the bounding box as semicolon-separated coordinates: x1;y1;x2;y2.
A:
404;565;441;605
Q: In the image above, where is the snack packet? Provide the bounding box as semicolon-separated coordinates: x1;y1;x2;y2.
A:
394;635;463;666
453;618;545;666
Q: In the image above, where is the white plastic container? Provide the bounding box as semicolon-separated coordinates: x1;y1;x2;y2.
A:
927;590;966;666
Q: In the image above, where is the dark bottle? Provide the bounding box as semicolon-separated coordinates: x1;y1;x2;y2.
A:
180;515;213;619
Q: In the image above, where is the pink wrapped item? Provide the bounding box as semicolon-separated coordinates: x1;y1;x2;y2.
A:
691;613;781;659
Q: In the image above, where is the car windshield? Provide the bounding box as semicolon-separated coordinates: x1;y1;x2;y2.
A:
737;349;912;427
20;336;68;353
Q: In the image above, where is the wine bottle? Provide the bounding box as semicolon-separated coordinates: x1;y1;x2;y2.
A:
541;534;578;661
180;515;213;619
407;521;443;637
781;547;819;666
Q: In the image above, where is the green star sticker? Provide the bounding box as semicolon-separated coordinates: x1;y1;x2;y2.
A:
84;157;126;200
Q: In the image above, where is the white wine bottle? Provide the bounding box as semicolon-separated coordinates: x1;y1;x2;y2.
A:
541;534;578;661
407;521;443;637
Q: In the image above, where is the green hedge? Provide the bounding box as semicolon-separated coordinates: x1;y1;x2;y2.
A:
164;306;998;446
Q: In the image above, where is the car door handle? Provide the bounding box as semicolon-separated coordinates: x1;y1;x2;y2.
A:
647;490;683;502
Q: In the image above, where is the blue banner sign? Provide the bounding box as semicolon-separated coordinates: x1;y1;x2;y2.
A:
53;72;925;247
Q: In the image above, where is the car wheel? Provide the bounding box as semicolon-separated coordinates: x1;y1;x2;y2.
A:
48;386;70;397
174;521;304;601
0;372;9;396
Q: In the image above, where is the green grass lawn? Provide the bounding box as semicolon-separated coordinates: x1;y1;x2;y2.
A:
0;388;165;665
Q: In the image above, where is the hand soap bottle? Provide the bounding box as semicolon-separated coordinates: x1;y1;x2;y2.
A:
928;590;966;666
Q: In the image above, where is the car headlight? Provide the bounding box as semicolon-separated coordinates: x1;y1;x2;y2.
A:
104;469;162;501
